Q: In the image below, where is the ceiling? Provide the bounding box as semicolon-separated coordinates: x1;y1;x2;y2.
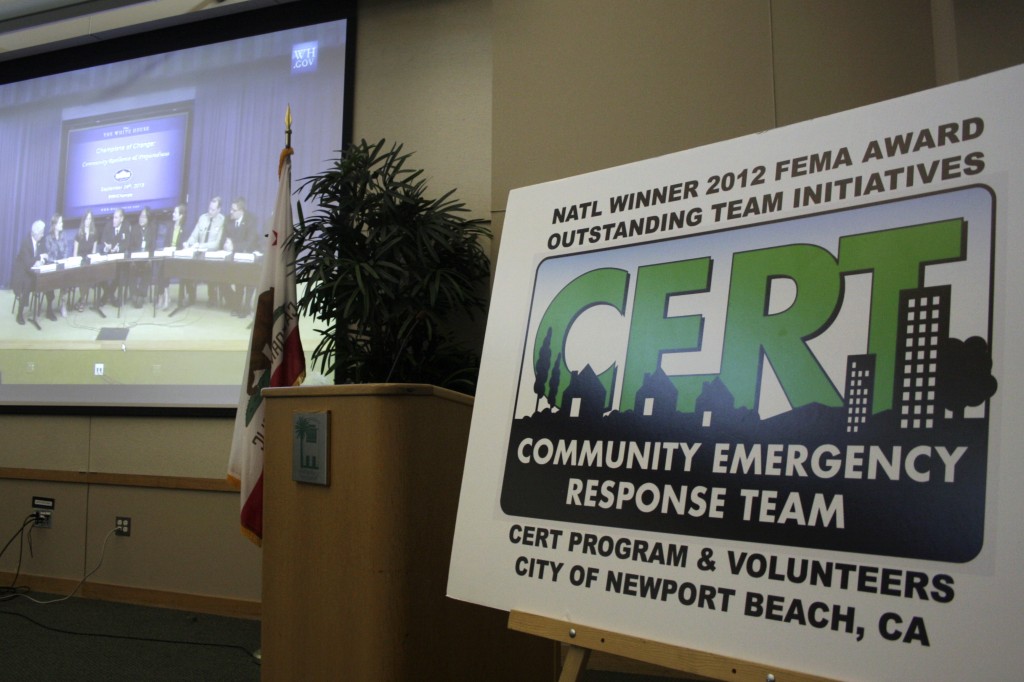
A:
0;0;152;28
0;0;286;61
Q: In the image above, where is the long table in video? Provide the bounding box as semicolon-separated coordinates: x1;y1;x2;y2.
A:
26;252;263;324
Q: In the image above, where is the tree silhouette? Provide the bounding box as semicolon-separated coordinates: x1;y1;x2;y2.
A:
547;352;562;411
534;327;553;411
936;336;998;420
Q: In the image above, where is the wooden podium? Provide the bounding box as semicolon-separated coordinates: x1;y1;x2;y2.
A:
260;384;557;681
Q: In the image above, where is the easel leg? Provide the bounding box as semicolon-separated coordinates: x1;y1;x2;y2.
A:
559;644;591;682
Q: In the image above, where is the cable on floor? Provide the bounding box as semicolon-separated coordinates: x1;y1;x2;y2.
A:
0;520;258;661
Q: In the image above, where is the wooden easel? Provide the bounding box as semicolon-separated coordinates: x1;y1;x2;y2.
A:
509;611;840;682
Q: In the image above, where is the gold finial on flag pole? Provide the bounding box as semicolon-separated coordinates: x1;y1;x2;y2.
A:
285;104;293;149
279;105;294;178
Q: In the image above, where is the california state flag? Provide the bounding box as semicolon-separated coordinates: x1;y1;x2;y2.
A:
227;145;305;545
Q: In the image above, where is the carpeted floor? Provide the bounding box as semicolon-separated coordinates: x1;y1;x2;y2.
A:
0;592;260;682
0;590;694;681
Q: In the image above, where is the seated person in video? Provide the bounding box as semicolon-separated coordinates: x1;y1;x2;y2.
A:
184;196;225;251
100;208;129;306
155;204;186;309
73;210;100;310
182;195;225;306
164;204;187;251
10;220;47;325
127;207;157;308
222;197;259;316
42;213;68;320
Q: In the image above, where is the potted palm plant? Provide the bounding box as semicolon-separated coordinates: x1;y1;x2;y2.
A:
262;141;555;679
287;138;492;393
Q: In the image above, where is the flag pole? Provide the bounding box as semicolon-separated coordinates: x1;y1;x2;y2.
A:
280;105;294;178
229;102;305;549
251;105;296;668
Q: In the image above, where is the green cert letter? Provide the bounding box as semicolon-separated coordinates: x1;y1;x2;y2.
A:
533;268;629;410
721;244;842;410
620;258;712;413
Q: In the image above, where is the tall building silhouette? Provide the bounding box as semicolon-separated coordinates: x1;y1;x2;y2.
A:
845;354;876;433
893;285;951;430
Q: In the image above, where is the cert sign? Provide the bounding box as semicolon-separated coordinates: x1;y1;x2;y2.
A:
449;66;1024;681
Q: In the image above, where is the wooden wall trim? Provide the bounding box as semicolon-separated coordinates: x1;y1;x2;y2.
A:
0;572;260;620
0;468;237;493
262;382;475;406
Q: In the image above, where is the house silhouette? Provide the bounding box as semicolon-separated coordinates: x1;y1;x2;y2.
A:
635;367;678;417
562;364;606;419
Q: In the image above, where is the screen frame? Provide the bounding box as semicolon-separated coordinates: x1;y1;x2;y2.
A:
0;0;356;416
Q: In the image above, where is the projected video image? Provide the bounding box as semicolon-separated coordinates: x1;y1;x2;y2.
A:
62;105;192;218
0;8;351;409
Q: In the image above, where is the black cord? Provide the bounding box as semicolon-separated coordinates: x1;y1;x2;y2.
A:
0;608;258;661
0;515;34;564
0;516;36;591
0;517;257;661
0;587;28;602
9;518;37;589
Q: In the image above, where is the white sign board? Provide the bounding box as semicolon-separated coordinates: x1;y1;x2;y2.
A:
449;65;1024;681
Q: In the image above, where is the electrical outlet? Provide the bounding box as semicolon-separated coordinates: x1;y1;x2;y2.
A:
115;516;131;536
94;363;104;376
32;496;55;528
